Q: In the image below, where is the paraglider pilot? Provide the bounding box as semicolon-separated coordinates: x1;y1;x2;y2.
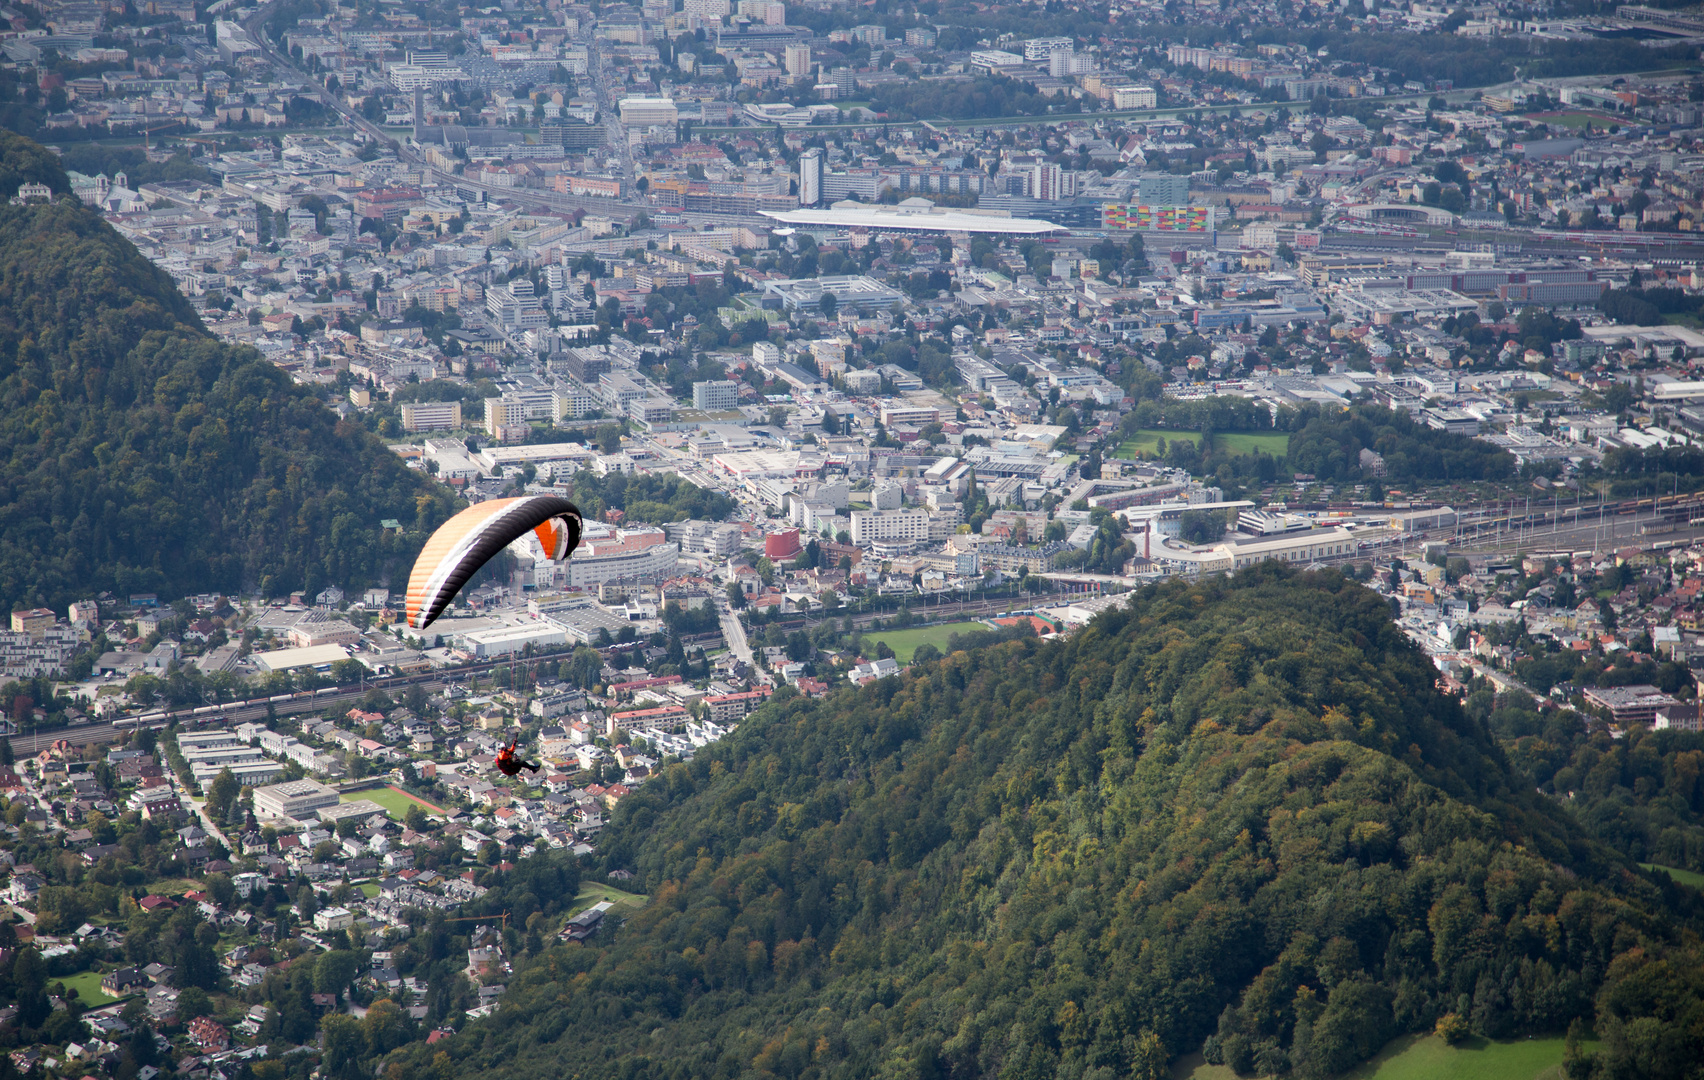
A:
404;496;582;781
495;736;540;777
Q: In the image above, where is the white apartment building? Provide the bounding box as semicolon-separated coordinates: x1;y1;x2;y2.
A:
850;508;931;547
566;541;681;587
618;97;678;125
486;397;527;437
400;401;462;432
692;380;740;410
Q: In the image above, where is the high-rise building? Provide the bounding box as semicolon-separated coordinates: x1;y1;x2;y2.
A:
799;147;823;206
1138;172;1190;206
1029;162;1064;201
784;43;811;83
693;380;740;410
486;397;527;437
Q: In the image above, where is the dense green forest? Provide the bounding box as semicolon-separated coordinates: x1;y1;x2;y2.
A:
0;130;459;610
1473;685;1704;878
1597;286;1702;328
1286;403;1515;486
1116;401;1512;493
398;567;1704;1080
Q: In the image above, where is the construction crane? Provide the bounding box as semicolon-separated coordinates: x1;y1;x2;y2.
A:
138;122;182;153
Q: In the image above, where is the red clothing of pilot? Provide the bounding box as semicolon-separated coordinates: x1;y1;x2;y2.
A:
495;738;540;776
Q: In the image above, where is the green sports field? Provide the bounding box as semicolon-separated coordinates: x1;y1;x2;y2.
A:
1114;430;1291;460
341;786;445;821
860;622;989;663
1175;1032;1579;1080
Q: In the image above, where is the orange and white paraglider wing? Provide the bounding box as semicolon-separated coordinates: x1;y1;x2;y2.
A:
405;495;582;630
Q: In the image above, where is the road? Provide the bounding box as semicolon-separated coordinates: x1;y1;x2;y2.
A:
1468;661;1541;700
244;1;414;159
717;599;754;666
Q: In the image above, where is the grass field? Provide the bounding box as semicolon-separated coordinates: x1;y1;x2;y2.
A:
60;969;120;1007
358;882;381;898
146;877;209;897
340;786;445;821
1175;1032;1579;1080
1524;110;1621;131
1114;430;1291;460
573;883;648;916
1642;862;1704;888
860;621;989;663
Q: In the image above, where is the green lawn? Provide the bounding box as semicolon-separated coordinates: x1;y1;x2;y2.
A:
573;883;648;916
340;786;445;821
860;621;989;663
1523;110;1620;131
60;969;120;1007
358;882;381;898
1175;1033;1579;1080
1642;862;1704;888
1114;430;1291;461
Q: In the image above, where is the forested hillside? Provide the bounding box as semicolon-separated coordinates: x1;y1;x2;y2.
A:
0;130;459;610
403;567;1704;1080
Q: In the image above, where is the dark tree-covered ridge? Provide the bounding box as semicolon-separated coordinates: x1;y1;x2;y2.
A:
0;129;459;609
406;566;1704;1080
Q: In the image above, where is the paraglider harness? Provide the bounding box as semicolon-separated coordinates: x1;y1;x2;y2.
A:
495;736;540;777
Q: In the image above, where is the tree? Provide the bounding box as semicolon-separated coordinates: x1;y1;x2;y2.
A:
568;646;603;689
314;949;361;999
321;1014;367;1080
206;766;239;822
13;947;47;1028
1435;1012;1470;1044
176;986;213;1021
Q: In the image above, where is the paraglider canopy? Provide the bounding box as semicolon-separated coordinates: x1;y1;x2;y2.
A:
405;495;582;631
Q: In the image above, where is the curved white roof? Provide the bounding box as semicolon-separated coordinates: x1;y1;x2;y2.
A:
761;205;1067;235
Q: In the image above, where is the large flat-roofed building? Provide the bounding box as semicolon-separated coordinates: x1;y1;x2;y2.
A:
1583;684;1681;726
252;778;341;821
850;508;931;546
879;404;940;427
761;205;1066;236
454;622;569;659
565;541;680;587
192;759;285;787
400;401;462;432
618;96;678;125
1137;172;1189;206
1213;526;1356;570
760;274;905;315
693;380;740;411
251;644;351;673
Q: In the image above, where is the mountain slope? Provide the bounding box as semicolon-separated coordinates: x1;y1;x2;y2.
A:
405;566;1703;1080
0;130;458;610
